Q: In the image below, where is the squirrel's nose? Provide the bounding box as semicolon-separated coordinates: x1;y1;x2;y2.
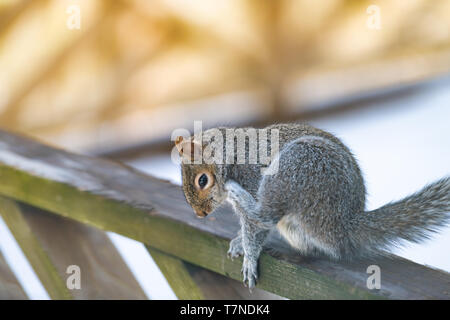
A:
194;209;207;218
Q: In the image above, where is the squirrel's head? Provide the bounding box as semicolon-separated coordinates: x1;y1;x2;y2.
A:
175;136;228;218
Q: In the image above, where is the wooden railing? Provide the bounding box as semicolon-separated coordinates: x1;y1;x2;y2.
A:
0;129;449;300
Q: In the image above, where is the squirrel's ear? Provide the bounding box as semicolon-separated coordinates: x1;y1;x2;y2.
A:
175;137;202;161
175;136;184;154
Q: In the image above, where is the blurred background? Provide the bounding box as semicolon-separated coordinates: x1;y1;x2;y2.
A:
0;0;449;299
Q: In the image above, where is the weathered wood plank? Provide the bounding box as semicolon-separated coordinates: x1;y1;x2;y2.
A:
0;130;448;299
0;196;72;299
19;203;147;300
146;246;282;300
182;260;284;300
0;250;28;300
0;197;147;299
146;246;205;300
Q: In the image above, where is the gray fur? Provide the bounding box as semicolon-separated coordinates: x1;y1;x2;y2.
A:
178;122;450;288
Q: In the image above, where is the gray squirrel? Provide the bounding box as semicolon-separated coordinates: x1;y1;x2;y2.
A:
175;122;450;289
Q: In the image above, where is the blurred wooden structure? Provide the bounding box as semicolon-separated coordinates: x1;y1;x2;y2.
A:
1;0;450;152
0;130;449;299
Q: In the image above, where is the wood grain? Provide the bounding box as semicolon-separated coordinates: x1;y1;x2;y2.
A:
183;260;284;300
0;130;448;299
146;246;205;300
146;246;283;300
0;197;147;299
0;196;72;299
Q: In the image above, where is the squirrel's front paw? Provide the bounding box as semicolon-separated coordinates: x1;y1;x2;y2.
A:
227;236;244;260
241;256;258;290
225;180;242;203
225;180;255;209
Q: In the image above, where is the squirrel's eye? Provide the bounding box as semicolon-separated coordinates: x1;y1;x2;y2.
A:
195;172;213;190
198;174;208;189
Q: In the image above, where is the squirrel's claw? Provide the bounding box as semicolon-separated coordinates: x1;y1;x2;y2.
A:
227;236;244;260
227;251;241;261
241;256;258;290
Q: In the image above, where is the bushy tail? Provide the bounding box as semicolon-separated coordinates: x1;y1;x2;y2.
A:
355;177;450;256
